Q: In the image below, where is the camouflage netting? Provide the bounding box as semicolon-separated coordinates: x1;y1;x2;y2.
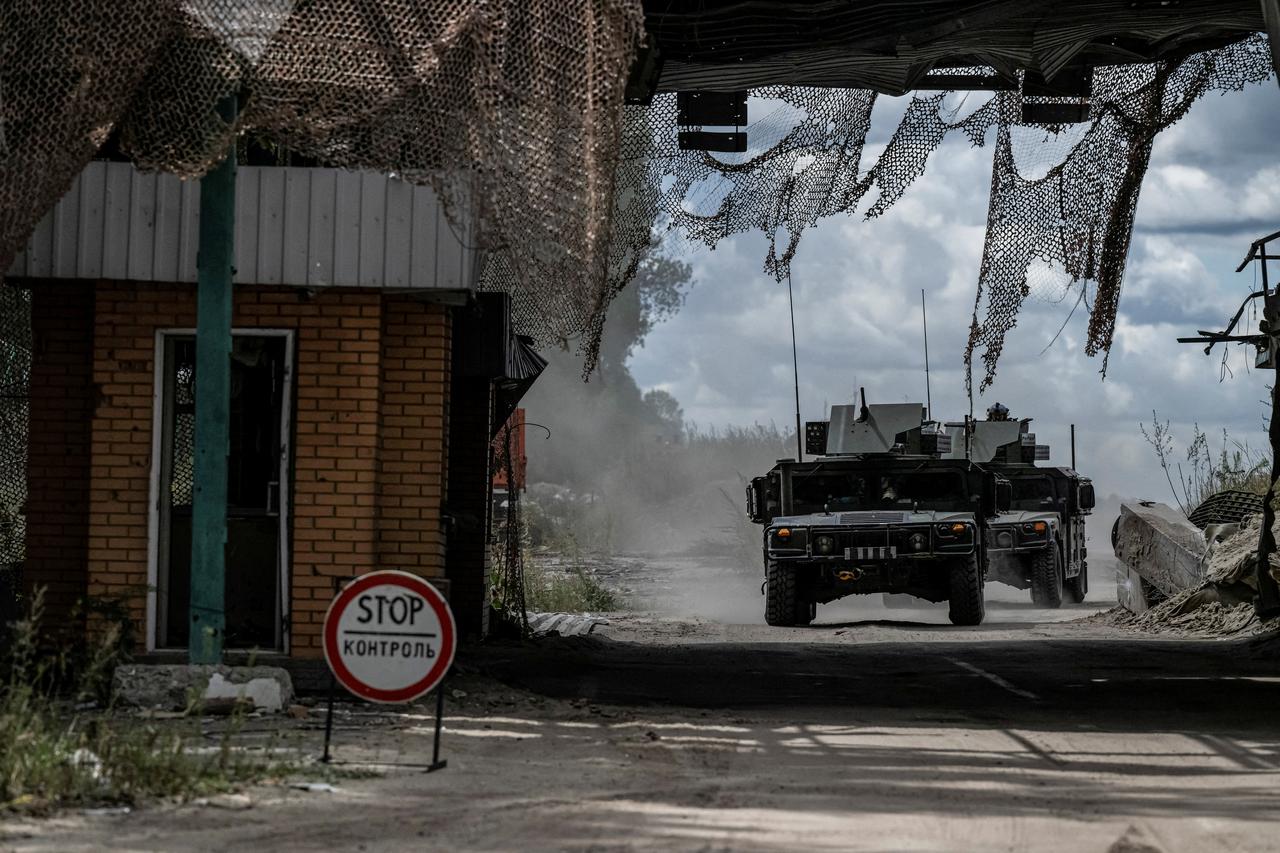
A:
971;35;1273;389
0;288;29;570
0;3;1273;380
0;0;646;353
608;35;1274;389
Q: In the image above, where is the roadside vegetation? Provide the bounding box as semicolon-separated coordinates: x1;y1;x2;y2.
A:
1140;411;1269;516
522;557;620;613
1;591;293;814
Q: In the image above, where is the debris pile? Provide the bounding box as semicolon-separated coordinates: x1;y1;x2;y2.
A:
1108;587;1267;638
1108;508;1280;638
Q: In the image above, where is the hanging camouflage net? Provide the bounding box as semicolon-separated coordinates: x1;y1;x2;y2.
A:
0;2;1272;382
0;0;646;356
968;35;1274;390
608;35;1273;389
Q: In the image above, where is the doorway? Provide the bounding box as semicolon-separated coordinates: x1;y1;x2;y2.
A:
151;331;292;651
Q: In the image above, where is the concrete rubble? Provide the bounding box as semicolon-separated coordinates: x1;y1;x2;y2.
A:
1113;502;1208;613
1111;497;1280;633
112;664;294;713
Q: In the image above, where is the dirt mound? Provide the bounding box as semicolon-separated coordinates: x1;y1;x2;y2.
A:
1097;585;1280;639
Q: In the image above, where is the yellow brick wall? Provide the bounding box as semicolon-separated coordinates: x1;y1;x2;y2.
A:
87;282;451;658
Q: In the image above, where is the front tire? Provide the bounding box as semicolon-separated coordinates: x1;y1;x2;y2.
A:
765;561;799;626
794;599;816;626
947;552;985;626
1031;547;1063;608
1065;561;1088;604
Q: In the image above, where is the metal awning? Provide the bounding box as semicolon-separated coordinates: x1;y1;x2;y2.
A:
639;0;1265;95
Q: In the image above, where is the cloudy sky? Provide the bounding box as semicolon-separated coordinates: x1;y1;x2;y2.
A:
622;80;1280;503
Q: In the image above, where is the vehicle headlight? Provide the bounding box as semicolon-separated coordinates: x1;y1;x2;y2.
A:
1021;521;1048;536
908;532;928;552
995;530;1014;548
814;535;836;555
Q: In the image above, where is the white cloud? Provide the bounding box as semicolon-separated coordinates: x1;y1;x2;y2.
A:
620;82;1280;502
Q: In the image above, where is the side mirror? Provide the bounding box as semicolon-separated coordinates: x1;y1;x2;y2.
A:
1078;481;1095;511
995;478;1012;513
747;477;769;524
984;474;1012;515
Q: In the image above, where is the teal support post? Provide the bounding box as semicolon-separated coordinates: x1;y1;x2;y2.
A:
189;97;238;664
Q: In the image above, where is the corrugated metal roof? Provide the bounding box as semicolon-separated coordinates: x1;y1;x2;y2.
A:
9;161;479;291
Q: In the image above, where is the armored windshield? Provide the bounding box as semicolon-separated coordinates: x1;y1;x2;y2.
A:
1009;474;1061;510
791;468;971;514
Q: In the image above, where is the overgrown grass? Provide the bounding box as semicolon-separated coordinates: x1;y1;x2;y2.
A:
523;559;620;613
1;591;293;814
1141;412;1269;516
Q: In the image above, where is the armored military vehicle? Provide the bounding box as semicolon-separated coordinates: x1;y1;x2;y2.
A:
943;412;1095;606
746;399;1012;626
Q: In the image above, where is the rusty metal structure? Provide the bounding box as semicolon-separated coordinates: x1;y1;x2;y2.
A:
1178;231;1280;618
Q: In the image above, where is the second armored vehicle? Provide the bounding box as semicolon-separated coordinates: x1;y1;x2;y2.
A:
945;412;1095;607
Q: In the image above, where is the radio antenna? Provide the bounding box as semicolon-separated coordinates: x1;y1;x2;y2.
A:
921;289;933;421
787;271;803;461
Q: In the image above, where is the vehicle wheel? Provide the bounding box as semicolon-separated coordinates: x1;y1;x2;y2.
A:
947;552;985;626
794;599;816;626
1030;548;1063;608
1065;561;1088;604
765;561;799;626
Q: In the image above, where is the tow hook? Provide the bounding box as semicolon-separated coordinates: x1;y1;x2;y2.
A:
836;568;862;582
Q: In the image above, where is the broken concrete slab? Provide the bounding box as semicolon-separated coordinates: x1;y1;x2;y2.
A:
1115;563;1154;615
112;664;294;713
1114;502;1207;600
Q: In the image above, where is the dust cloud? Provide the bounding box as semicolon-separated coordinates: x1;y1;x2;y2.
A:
520;247;1129;623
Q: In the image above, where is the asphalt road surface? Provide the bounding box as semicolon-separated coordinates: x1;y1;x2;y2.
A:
6;555;1280;852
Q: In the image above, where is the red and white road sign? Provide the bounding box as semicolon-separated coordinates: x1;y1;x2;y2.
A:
323;571;456;704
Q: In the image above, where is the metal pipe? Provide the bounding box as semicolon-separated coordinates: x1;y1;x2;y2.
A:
921;289;932;421
189;95;238;665
1255;237;1280;618
787;272;803;461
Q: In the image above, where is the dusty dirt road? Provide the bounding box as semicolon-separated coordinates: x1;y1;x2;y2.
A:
5;553;1280;852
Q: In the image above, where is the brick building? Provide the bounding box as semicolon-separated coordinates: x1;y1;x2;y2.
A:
9;161;541;659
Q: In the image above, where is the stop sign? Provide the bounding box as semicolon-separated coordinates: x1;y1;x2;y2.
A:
323;571;456;703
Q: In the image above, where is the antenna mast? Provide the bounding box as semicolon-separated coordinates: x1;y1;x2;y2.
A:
787;271;803;461
921;289;932;420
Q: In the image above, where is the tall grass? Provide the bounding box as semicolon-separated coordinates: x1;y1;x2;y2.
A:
1;591;291;813
1140;412;1269;516
523;559;620;613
